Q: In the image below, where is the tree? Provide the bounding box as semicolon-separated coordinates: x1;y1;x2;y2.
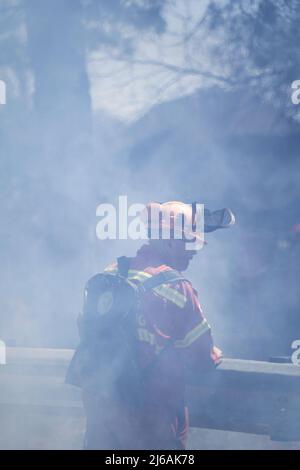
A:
81;0;300;123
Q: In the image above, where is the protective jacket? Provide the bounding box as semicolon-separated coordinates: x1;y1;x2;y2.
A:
82;243;221;450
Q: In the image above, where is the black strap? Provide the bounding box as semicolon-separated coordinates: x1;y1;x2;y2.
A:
117;256;131;278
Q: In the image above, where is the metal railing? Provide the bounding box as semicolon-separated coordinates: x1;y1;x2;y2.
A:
0;347;299;448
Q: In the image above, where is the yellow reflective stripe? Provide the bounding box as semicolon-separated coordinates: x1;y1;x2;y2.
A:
174;319;211;349
129;269;150;277
103;268;187;308
103;268;150;281
128;269;151;282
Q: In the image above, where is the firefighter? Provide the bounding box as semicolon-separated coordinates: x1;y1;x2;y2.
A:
80;201;233;450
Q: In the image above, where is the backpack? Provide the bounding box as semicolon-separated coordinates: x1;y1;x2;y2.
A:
65;256;185;403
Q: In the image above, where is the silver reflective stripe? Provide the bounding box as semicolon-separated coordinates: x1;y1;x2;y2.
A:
174;319;211;348
153;284;187;308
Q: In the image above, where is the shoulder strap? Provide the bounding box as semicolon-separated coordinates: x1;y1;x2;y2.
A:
117;256;130;278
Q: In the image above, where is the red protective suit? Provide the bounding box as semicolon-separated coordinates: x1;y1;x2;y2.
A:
83;243;221;449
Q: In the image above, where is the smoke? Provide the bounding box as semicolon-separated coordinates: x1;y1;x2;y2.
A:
0;0;300;449
0;0;299;351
